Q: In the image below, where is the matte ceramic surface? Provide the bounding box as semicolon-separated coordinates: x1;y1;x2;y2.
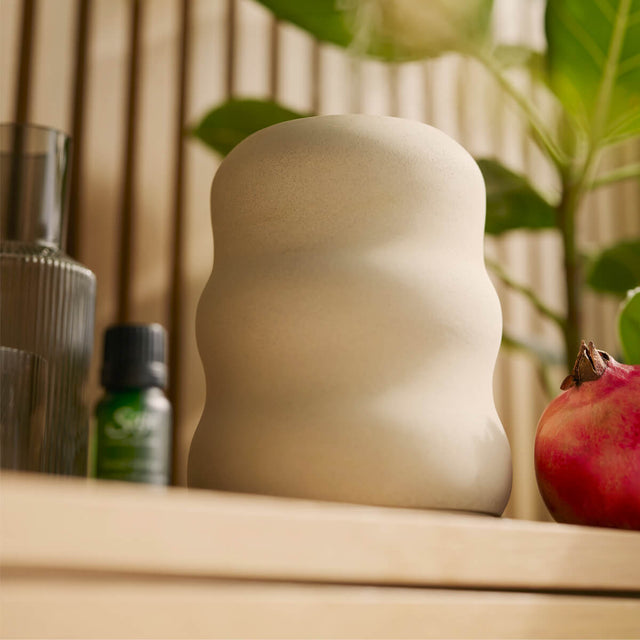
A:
189;115;512;515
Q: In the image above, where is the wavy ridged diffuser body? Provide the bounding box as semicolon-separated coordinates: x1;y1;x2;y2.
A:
189;115;512;514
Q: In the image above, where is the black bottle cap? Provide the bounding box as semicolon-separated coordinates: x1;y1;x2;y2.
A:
101;324;168;390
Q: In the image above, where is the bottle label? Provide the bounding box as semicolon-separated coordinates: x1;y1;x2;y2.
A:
91;395;171;485
105;407;155;442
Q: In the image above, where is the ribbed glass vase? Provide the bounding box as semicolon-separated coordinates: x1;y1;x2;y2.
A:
0;123;96;475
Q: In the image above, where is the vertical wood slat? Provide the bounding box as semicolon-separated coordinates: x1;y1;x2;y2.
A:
0;1;20;120
168;0;192;478
29;0;77;132
315;46;349;115
235;0;273;99
421;62;433;127
349;59;362;113
13;0;37;123
67;0;92;260
128;0;179;330
310;42;321;114
275;24;313;113
173;0;226;484
503;5;550;522
225;0;237;97
117;0;142;322
388;65;400;118
269;17;280;100
484;63;518;518
76;0;129;402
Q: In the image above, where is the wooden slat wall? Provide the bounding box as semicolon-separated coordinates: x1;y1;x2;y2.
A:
1;0;638;518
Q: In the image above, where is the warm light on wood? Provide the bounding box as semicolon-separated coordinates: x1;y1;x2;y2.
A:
1;472;639;638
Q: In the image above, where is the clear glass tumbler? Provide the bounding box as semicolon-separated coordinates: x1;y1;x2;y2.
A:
0;123;96;475
0;347;48;471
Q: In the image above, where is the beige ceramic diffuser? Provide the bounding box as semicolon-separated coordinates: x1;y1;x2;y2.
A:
188;114;512;515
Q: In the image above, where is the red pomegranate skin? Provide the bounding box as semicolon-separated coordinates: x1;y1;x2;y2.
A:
534;344;640;530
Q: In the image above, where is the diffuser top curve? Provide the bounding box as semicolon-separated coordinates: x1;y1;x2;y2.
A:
210;114;486;258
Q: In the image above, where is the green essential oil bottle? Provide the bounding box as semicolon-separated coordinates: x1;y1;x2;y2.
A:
90;324;172;485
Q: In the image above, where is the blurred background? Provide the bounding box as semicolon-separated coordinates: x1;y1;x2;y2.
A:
1;0;638;518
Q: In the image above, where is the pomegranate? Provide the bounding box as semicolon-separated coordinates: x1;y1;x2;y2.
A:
534;340;640;530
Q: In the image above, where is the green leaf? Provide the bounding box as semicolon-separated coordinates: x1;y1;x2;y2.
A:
618;287;640;363
545;0;640;144
253;0;358;52
191;99;308;156
254;0;494;61
586;239;640;295
477;159;557;235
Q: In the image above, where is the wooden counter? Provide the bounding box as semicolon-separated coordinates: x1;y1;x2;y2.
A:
1;472;638;638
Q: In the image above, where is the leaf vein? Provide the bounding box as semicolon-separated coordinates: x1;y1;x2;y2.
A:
551;1;607;67
592;0;634;141
616;51;640;78
626;9;640;26
593;0;617;23
604;108;640;139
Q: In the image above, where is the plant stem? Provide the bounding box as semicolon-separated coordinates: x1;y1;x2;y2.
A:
558;138;603;370
557;181;581;371
589;162;640;190
486;258;566;330
475;50;569;171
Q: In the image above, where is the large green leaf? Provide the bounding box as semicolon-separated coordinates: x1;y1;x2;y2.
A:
254;0;494;61
191;99;308;156
586;239;640;295
253;0;359;52
478;159;557;235
618;287;640;363
545;0;640;144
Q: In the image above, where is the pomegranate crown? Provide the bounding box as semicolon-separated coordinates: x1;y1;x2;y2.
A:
560;340;613;390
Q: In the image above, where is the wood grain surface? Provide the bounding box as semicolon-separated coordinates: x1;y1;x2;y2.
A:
2;575;639;639
2;472;639;592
